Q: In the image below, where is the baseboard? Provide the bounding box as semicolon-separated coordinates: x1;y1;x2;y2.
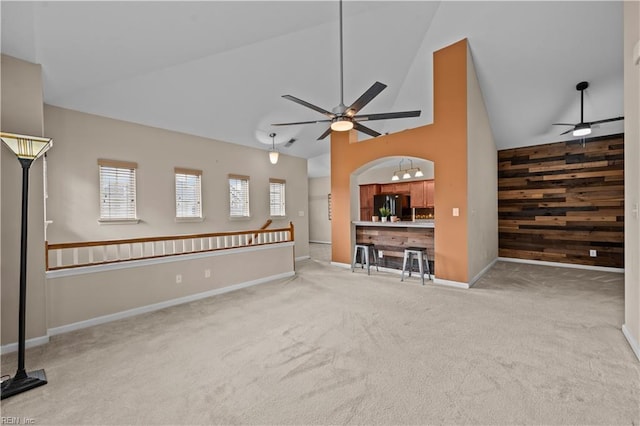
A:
295;255;311;262
622;324;640;362
433;278;470;289
48;271;295;337
498;257;624;273
469;258;498;287
331;262;351;269
309;240;331;245
0;335;50;355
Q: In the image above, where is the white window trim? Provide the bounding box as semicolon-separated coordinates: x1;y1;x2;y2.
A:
98;159;139;222
175;167;203;220
228;174;250;218
269;178;286;217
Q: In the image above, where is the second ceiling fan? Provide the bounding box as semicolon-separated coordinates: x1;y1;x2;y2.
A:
553;81;623;137
272;0;421;140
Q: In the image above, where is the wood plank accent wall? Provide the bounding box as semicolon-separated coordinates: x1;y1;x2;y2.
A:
498;135;624;268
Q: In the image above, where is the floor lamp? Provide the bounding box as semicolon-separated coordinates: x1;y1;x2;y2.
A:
0;132;53;400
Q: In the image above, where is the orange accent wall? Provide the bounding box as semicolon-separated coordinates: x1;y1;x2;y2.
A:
330;39;469;283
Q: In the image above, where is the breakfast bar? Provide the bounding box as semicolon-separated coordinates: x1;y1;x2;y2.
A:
353;221;435;272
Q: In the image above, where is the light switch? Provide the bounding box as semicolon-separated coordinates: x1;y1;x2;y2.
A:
298;210;305;217
453;208;459;217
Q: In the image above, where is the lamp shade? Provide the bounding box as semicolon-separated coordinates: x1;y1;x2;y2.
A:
330;118;354;132
391;174;399;181
414;169;424;177
402;171;411;179
0;132;52;161
269;150;279;164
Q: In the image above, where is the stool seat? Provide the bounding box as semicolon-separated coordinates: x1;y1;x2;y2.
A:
401;247;431;285
352;243;379;275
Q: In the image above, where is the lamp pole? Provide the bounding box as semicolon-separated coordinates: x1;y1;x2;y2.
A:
1;132;51;400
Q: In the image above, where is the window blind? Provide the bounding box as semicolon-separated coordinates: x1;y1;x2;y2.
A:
228;174;250;217
269;178;286;217
175;168;202;218
98;159;137;220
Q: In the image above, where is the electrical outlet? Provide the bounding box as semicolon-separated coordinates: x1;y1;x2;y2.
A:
452;208;459;217
176;274;182;283
589;250;597;257
205;269;211;278
378;250;384;258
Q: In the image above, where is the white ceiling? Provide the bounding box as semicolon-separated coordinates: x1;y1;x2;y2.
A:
1;1;624;177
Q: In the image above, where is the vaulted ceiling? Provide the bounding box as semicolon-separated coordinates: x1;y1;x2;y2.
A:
1;1;624;177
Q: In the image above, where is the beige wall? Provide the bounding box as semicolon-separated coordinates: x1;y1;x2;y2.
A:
308;177;331;243
624;0;640;359
43;106;309;259
466;49;498;282
1;55;48;345
47;244;293;329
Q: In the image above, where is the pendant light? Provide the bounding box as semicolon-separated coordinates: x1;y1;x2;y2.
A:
269;133;279;164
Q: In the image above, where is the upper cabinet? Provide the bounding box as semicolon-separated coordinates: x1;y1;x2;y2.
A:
361;180;434;212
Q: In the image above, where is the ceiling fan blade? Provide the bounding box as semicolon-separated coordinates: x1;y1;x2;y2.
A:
354;110;421;122
346;82;387;116
353;121;382;138
552;123;576;126
560;128;574;135
588;116;624;125
317;127;333;140
282;95;334;118
272;119;332;126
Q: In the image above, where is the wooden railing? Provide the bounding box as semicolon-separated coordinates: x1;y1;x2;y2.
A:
46;222;294;271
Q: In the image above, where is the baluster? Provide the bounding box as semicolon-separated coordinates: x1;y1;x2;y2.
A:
102;246;108;262
72;248;79;265
56;250;62;267
151;242;156;257
88;247;94;264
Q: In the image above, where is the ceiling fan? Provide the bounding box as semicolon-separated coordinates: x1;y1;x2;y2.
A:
553;81;623;137
271;0;421;140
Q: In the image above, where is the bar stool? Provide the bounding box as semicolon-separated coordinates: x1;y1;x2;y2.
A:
401;247;431;285
352;243;379;275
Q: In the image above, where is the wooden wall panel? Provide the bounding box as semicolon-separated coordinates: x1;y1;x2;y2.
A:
498;135;624;268
356;226;435;272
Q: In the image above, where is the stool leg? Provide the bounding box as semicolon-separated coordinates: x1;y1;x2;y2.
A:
371;247;379;272
425;250;431;280
351;246;358;272
401;251;408;281
418;252;424;286
364;247;370;275
408;253;414;278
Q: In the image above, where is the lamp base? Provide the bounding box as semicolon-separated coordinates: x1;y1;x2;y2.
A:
1;369;47;400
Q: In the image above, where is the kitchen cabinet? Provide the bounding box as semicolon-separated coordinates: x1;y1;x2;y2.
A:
425;180;435;207
359;184;380;220
410;181;426;208
360;181;433;216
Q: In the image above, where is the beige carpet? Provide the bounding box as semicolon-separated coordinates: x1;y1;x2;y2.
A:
1;249;639;425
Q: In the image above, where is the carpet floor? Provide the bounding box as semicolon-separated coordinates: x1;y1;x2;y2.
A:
1;248;639;425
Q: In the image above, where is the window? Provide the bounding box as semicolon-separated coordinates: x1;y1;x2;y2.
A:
175;168;202;219
228;174;250;217
269;178;286;217
98;159;137;221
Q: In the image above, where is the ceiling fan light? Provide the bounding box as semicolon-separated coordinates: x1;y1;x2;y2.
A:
414;169;424;177
330;118;354;132
573;124;591;137
269;150;279;164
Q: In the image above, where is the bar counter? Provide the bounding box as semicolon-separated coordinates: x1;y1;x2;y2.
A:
353;221;435;272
